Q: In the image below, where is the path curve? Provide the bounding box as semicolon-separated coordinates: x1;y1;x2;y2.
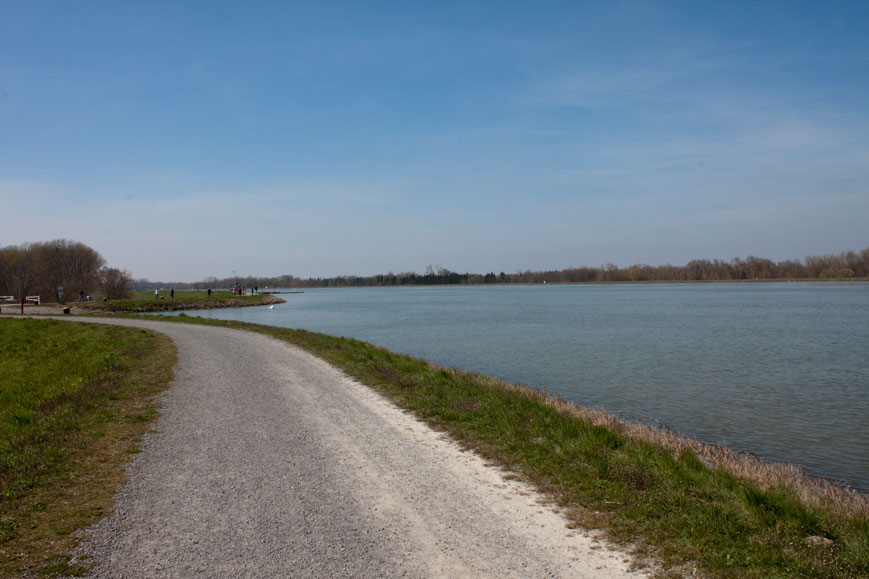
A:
51;317;647;577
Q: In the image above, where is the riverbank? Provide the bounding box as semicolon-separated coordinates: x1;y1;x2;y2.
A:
3;311;867;576
256;277;869;290
159;282;869;493
1;290;285;315
2;316;646;577
139;314;869;577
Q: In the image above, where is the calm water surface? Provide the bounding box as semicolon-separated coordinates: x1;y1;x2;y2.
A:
167;283;869;491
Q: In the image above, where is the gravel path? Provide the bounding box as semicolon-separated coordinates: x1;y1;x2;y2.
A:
52;317;648;578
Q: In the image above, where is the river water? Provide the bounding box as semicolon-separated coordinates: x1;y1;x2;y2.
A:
164;282;869;492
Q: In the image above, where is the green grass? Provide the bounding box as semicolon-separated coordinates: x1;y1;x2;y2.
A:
0;318;175;577
75;289;278;313
140;314;868;578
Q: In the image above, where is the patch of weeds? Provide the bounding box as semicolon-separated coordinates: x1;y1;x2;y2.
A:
0;318;175;576
843;520;869;572
0;516;19;542
134;408;158;422
38;556;89;577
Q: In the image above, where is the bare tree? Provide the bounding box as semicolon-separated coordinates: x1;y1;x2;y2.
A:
36;239;105;301
99;267;133;300
3;244;38;300
0;240;107;302
35;240;70;302
0;248;11;295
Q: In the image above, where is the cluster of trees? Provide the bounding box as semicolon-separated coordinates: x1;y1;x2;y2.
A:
0;240;133;302
140;247;868;289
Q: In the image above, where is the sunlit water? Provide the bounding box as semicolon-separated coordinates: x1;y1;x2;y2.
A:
160;283;869;492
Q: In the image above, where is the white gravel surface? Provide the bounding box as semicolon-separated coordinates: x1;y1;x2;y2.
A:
48;317;650;578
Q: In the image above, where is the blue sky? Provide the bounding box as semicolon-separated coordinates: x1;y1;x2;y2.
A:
2;0;867;281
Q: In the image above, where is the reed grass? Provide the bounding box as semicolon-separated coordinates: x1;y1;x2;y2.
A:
527;384;869;519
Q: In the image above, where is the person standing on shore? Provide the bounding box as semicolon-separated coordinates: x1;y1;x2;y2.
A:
155;288;159;300
171;288;174;299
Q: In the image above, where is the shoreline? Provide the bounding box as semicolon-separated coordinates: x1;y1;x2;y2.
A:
140;315;869;575
105;311;869;504
263;278;869;290
3;313;867;576
6;294;865;496
2;294;285;316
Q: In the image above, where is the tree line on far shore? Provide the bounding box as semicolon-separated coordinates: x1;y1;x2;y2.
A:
4;240;867;299
0;240;132;302
148;247;869;289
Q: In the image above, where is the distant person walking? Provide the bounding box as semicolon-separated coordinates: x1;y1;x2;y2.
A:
155;288;160;300
171;288;174;299
79;290;85;302
207;288;212;297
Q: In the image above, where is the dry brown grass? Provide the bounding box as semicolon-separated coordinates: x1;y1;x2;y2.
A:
453;368;869;519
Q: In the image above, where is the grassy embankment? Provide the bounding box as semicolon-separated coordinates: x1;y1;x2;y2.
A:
157;314;869;577
3;312;868;577
73;289;283;313
0;318;175;577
